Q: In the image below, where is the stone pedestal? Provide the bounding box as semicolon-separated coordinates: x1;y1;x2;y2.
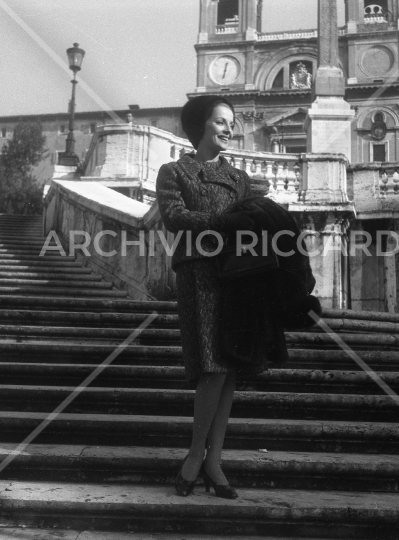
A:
305;98;355;161
290;207;354;309
302;154;351;203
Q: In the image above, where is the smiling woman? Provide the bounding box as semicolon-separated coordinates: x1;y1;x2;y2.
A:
156;96;263;499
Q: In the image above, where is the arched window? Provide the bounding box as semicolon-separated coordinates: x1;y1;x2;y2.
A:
373;111;386;122
364;1;388;22
217;0;239;26
272;68;284;89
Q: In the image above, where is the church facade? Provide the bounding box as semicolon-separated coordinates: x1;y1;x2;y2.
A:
192;0;399;164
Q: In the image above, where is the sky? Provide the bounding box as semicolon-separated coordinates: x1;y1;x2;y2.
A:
0;0;345;117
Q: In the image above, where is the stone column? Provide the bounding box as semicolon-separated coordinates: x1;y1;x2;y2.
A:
305;0;355;160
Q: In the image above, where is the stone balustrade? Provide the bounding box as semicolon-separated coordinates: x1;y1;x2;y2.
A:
215;25;238;34
81;123;304;204
256;27;346;42
379;165;399;197
364;13;388;23
81;123;357;209
222;149;303;203
347;162;399;220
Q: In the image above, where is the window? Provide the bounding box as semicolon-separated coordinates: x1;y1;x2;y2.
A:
373;112;385;123
59;125;66;134
90;123;96;134
272;68;284;89
364;0;387;13
217;0;238;25
1;128;6;138
373;144;386;162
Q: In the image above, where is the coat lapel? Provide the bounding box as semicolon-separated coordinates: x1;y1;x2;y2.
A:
177;154;239;191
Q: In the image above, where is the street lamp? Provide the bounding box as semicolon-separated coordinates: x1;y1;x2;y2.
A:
59;43;85;166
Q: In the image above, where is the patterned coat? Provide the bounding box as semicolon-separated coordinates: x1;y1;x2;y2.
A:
156;153;270;383
156;153;252;270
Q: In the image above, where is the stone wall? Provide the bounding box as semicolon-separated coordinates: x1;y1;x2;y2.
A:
43;180;176;301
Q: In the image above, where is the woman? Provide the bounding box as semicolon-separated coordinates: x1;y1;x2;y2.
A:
156;96;260;499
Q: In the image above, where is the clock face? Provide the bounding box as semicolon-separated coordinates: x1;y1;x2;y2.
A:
210;56;240;86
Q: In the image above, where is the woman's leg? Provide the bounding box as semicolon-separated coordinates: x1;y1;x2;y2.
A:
181;373;227;481
204;370;236;485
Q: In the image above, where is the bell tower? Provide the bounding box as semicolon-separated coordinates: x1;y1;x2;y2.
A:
345;0;398;32
196;0;263;92
345;0;399;84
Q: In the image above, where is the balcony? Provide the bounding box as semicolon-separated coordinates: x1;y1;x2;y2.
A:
216;15;239;35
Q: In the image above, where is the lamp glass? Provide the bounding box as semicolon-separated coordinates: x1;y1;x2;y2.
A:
67;43;85;72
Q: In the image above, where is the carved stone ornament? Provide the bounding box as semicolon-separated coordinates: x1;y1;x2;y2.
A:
243;111;266;122
290;63;312;89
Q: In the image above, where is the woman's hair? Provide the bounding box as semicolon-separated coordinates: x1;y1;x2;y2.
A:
181;96;235;150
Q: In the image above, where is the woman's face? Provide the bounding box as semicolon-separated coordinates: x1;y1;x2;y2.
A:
200;104;235;152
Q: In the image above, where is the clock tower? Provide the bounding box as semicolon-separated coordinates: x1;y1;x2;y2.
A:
196;0;262;92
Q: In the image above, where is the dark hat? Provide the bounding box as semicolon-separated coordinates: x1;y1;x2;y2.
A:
181;96;235;150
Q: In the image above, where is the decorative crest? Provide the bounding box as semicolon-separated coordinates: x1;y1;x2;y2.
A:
290;63;312;89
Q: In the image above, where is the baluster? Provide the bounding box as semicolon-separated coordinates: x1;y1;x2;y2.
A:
286;167;297;193
393;170;399;193
234;156;244;171
244;159;253;177
386;172;395;196
265;160;276;196
254;159;263;177
380;172;388;197
293;163;302;192
275;161;286;193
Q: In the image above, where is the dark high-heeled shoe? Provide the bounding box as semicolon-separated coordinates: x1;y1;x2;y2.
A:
175;455;197;497
201;464;238;499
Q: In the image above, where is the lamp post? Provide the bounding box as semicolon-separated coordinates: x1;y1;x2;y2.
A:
59;43;85;166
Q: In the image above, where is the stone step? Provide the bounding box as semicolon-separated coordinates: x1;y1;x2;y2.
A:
0;232;43;238
0;304;394;334
0;253;76;261
1;324;397;349
0;279;112;289
0;247;69;255
0;272;102;281
0;480;397;538
0;385;396;422
0;325;179;339
0;342;398;371
0;412;398;453
0;259;84;268
326;308;399;324
0;363;396;394
0;295;178;312
0;309;178;326
0;265;93;274
0;287;127;297
1;445;399;493
0;239;48;246
0;531;327;540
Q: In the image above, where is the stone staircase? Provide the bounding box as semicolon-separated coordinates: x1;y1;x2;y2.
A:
0;213;398;540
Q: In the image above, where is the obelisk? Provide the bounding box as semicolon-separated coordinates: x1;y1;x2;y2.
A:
305;0;355;159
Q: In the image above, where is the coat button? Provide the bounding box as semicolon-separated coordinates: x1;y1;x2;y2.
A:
201;188;208;196
230;191;238;199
